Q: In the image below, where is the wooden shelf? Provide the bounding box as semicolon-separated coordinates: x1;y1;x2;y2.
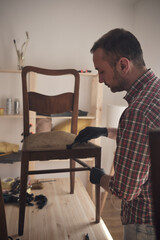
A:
0;70;102;132
0;114;23;118
80;72;98;76
0;69;21;73
35;115;96;119
0;114;96;120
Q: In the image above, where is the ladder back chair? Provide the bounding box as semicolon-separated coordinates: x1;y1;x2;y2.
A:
18;66;101;236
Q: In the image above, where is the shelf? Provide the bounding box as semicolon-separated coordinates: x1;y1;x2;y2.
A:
0;69;21;73
0;114;96;120
79;72;98;77
0;114;23;118
36;115;96;119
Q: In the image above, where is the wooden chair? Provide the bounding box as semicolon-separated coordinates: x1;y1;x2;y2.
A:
18;66;101;236
0;179;8;240
149;129;160;239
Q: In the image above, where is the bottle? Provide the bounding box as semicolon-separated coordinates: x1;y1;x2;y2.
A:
14;98;20;114
6;98;12;114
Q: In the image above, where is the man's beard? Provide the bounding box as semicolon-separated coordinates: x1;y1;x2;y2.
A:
110;70;126;93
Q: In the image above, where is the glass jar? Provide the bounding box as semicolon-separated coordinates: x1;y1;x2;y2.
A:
6;98;12;114
14;98;20;114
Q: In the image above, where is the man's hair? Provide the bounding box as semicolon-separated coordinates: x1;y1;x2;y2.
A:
90;28;145;68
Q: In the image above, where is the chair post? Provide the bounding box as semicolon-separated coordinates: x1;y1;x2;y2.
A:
70;159;75;194
95;149;101;223
18;152;29;236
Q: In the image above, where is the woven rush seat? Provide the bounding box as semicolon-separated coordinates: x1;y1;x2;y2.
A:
23;130;98;151
23;131;76;151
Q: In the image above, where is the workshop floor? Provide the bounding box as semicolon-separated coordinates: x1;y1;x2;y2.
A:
5;178;113;240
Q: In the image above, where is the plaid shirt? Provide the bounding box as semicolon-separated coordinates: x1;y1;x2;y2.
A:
109;69;160;225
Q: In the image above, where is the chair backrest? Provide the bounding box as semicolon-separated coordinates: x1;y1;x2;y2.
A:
22;66;80;137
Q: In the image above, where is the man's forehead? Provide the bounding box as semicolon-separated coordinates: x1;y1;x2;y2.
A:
93;48;105;58
93;48;109;67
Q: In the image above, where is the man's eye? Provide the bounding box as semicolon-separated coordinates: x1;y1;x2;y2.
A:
100;71;104;74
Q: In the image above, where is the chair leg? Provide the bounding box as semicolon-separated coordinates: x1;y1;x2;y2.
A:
18;153;29;236
96;184;100;223
95;153;101;223
70;159;75;194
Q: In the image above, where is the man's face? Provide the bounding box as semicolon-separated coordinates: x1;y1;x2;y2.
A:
93;48;126;92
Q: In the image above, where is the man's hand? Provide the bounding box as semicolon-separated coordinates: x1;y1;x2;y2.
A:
90;167;106;184
74;126;108;143
66;126;108;149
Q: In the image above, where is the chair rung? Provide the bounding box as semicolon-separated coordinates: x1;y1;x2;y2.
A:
28;167;90;175
73;158;92;170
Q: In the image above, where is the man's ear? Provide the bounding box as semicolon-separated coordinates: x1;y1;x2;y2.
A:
117;57;130;73
121;62;125;70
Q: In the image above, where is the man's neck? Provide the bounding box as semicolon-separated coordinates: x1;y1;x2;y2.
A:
125;66;148;91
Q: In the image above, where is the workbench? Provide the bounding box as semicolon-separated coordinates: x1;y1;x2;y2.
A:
5;177;113;240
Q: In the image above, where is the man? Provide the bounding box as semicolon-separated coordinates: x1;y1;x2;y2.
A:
75;28;160;239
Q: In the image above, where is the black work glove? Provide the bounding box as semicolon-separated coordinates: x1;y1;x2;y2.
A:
34;194;48;209
74;126;108;143
90;167;106;184
66;126;108;149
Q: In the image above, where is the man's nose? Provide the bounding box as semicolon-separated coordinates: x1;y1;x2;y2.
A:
98;75;104;83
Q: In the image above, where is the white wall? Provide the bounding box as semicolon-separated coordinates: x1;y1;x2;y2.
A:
0;0;134;70
134;0;160;77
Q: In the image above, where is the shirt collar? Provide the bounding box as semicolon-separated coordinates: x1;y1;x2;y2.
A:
124;69;153;104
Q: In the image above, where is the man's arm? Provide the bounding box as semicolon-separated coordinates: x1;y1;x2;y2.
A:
90;164;114;192
107;128;117;140
100;163;114;192
109;109;151;201
100;175;112;192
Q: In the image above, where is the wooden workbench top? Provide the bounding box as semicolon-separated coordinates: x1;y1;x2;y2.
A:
5;177;113;240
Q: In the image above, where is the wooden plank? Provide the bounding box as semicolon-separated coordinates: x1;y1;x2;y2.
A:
5;177;113;240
